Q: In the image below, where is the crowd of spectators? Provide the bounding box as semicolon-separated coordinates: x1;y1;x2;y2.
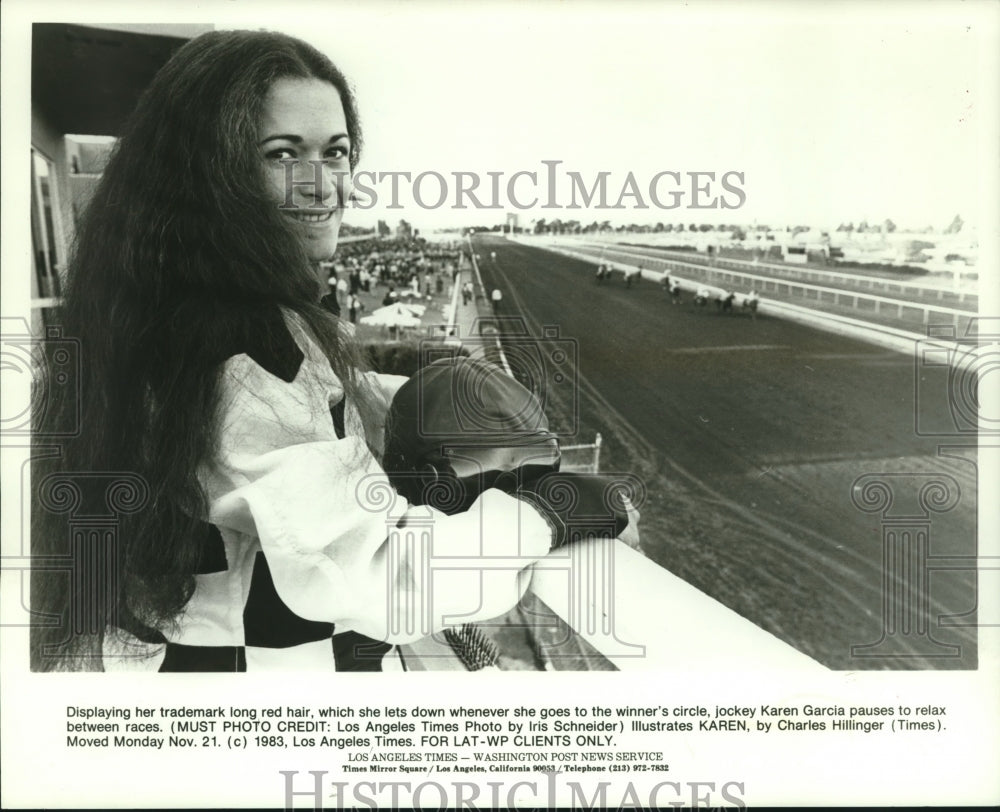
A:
322;237;464;310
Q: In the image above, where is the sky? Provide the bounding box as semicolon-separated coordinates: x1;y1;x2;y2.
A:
6;0;998;236
210;1;995;234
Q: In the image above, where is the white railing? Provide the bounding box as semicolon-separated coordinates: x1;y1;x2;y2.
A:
442;262;462;338
397;538;824;671
537;238;975;330
560;433;602;474
466;235;513;375
570;238;978;304
529;538;823;670
513;234;985;366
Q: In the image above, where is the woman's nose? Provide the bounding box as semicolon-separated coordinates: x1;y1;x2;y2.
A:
335;171;355;208
291;161;349;207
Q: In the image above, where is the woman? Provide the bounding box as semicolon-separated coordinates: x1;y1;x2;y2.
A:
32;30;633;672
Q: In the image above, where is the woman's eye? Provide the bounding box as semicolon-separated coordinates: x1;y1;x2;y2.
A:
266;148;296;162
325;146;349;161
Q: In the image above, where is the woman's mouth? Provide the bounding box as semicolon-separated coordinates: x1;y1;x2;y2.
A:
286;210;335;224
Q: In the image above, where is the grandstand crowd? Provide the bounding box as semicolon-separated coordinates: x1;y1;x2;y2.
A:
321;236;464;311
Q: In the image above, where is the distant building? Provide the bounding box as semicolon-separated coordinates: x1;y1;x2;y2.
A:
396;220;414;240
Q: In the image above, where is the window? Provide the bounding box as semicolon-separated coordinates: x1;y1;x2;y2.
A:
30;147;64;301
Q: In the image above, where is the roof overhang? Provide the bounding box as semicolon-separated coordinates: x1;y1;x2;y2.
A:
32;23;207;137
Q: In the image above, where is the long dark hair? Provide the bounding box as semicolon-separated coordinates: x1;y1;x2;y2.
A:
31;30;373;670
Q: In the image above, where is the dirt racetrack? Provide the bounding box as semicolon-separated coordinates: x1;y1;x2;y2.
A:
472;234;978;670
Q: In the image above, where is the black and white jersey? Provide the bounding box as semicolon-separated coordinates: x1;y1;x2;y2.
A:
102;309;553;672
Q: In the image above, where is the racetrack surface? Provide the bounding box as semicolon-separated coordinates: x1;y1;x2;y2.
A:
472;233;978;670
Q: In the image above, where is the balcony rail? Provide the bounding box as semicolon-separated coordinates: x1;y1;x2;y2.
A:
397;537;824;671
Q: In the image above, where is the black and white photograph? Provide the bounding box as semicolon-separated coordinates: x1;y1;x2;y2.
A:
2;0;998;808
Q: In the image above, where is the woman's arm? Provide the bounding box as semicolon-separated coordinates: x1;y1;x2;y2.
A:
200;350;553;645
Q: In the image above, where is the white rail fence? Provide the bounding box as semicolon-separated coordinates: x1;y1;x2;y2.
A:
568;238;977;305
536;238;976;330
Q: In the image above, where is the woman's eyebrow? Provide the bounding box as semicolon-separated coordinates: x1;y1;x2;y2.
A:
259;133;350;146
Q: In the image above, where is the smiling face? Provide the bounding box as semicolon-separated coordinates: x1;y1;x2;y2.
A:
259;77;352;262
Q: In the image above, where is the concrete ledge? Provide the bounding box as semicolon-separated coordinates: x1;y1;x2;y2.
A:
529;538;825;671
